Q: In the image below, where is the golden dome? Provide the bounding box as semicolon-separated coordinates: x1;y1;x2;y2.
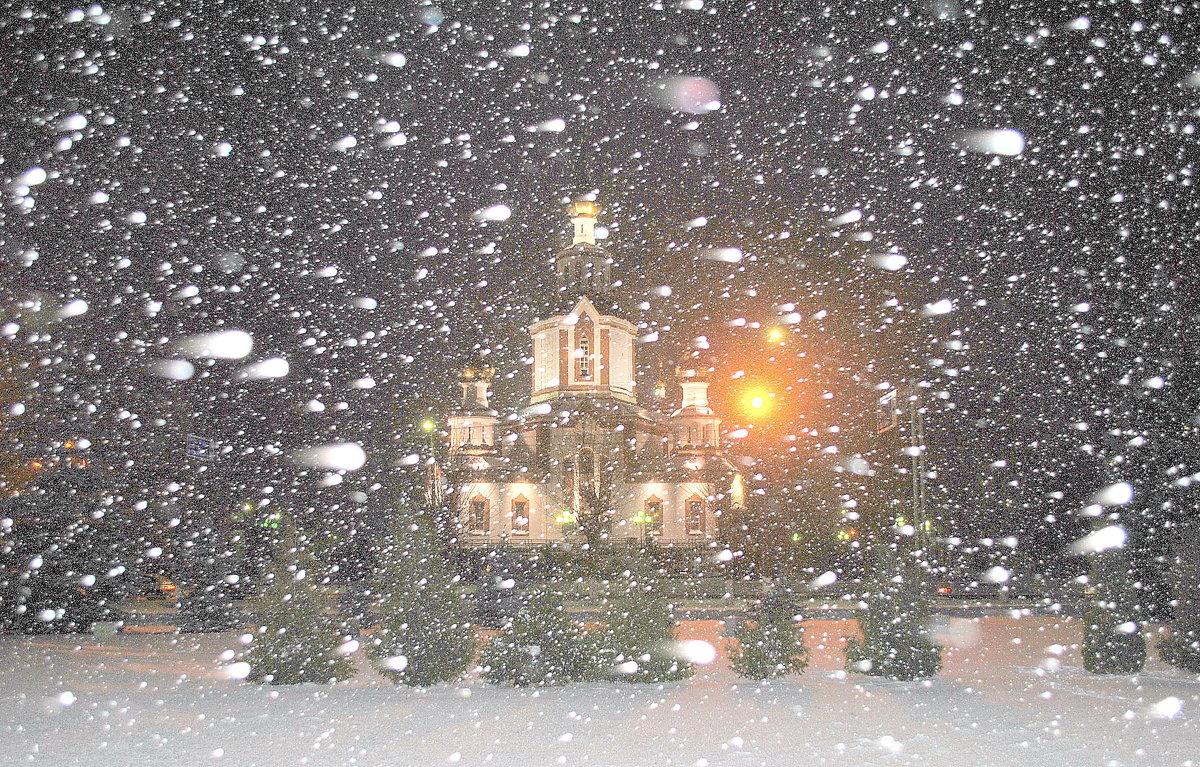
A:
568;199;599;219
460;365;496;382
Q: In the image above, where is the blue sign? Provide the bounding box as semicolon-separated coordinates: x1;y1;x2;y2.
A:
186;434;215;461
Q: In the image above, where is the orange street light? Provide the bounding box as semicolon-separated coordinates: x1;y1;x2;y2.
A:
765;326;786;344
741;385;775;419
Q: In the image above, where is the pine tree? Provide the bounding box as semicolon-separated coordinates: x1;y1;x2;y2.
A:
601;557;691;682
245;528;354;685
846;543;941;681
1159;523;1200;672
368;512;475;686
481;582;600;686
731;584;808;680
1082;543;1146;674
1159;627;1200;673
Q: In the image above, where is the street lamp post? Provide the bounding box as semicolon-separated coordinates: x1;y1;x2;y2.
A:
420;418;436;452
421;418;441;506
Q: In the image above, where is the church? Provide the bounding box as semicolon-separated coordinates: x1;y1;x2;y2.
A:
437;199;746;548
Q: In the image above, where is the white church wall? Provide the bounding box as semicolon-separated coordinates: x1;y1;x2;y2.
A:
458;481;565;545
608;326;635;395
532;331;557;393
457;479;717;547
448;416;496;451
615;481;715;544
458;480;499;543
669;481;715;541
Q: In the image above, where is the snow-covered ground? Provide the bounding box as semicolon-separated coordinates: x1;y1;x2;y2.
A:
2;616;1197;767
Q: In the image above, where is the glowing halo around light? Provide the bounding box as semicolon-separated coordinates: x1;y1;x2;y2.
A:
741;385;775;420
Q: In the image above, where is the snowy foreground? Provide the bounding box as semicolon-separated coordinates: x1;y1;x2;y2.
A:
3;617;1197;767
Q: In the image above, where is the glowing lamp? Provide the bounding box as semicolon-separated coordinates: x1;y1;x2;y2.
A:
741;385;774;419
554;509;578;526
420;419;436;433
631;509;655;526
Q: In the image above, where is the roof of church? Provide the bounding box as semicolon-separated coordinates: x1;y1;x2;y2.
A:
528;296;638;334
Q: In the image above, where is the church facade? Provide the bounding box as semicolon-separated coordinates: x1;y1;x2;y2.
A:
438;199;745;548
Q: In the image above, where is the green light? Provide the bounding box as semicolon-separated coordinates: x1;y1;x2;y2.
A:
420;419;436;433
259;512;282;530
631;509;656;526
790;531;802;543
836;529;851;542
553;509;578;526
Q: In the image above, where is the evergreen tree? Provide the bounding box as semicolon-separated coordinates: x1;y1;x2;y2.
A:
475;546;528;628
846;542;941;681
731;584;808;680
1082;541;1146;674
601;556;691;682
368;511;475;686
1159;522;1200;672
481;582;600;686
1;466;118;633
244;527;354;685
1159;626;1200;673
579;481;613;551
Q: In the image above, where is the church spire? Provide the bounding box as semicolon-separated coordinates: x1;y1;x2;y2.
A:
555;196;612;297
569;199;598;245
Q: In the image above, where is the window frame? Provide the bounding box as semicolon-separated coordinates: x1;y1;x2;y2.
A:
685;495;705;536
510;496;530;535
468;495;489;534
645;496;664;536
578;336;592;379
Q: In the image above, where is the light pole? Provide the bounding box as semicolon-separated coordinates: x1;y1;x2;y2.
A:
420;418;441;506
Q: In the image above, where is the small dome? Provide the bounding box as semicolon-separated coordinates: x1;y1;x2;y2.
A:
675;348;717;382
568;198;600;219
460;363;495;382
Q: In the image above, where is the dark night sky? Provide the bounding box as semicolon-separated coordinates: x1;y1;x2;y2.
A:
1;2;1197;558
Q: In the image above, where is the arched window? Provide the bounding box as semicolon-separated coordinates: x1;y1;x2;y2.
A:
644;496;664;536
511;496;530;535
686;495;705;536
468;495;489;534
578;337;591;379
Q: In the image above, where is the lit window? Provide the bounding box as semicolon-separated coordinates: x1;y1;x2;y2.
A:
511;498;529;534
578;337;591;379
468;496;489;533
686;497;705;535
646;497;663;535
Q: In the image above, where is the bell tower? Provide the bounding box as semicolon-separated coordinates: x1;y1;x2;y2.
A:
447;365;498;454
570;198;599;245
554;198;612;297
672;365;721;452
530;198;636;405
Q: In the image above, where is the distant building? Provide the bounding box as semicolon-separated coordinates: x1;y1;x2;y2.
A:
437;199;745;547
